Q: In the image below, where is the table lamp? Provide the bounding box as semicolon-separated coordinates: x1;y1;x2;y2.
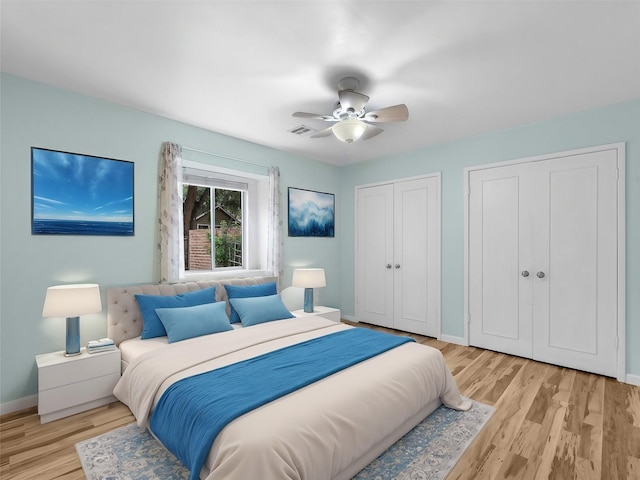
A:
42;284;102;356
292;268;326;313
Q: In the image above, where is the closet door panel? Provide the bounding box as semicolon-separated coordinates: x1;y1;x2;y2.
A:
469;165;533;357
395;183;427;322
393;177;440;337
356;184;394;328
532;150;619;376
541;165;598;352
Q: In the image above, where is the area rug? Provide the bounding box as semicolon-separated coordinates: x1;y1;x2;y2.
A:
76;399;494;480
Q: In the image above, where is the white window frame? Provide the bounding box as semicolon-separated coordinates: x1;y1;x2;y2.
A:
181;159;271;280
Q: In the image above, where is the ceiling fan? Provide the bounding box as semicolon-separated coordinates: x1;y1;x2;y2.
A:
292;77;409;144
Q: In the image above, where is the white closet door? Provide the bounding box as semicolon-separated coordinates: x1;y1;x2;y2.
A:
468;163;534;358
532;149;619;377
468;145;622;377
393;176;440;337
356;184;394;328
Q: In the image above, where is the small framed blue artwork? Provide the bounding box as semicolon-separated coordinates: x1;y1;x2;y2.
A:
31;147;134;236
288;187;335;237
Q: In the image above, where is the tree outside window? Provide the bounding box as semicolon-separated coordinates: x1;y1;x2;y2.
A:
182;185;243;270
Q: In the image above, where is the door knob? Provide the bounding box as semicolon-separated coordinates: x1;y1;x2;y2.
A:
395;264;401;269
537;271;545;278
386;264;392;269
521;270;529;277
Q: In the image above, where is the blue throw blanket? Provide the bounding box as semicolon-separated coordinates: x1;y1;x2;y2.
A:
150;327;414;480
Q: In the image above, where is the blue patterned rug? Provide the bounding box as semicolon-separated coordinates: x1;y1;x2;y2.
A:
76;399;493;480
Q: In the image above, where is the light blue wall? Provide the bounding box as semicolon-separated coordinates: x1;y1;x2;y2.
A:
339;98;640;376
0;74;342;405
2;72;638;406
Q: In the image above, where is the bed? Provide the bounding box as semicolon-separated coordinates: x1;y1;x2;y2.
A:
108;277;471;480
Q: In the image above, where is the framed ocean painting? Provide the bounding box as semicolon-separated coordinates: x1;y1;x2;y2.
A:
31;147;134;236
288;187;335;237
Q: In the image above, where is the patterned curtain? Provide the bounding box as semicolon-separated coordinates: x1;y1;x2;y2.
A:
158;142;184;283
267;166;283;283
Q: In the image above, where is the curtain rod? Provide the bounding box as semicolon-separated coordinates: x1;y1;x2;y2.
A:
181;146;269;169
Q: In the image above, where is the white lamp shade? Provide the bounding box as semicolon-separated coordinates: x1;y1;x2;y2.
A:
42;284;102;317
332;119;366;144
292;268;326;288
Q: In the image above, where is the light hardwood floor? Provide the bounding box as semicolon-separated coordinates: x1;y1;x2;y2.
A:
2;322;639;479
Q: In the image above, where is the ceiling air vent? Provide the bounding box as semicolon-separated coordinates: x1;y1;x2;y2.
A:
288;125;317;137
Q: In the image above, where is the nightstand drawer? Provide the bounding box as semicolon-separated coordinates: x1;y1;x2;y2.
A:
37;349;120;390
38;372;120;415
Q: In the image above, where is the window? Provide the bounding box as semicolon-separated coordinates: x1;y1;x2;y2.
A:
182;185;243;270
180;161;269;274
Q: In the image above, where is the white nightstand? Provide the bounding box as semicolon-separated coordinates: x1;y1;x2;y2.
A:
35;347;121;424
292;306;341;322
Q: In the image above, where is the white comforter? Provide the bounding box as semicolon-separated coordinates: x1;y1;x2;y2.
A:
114;317;471;480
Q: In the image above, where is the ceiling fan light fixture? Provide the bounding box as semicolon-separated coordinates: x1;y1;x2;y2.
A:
293;77;408;143
332;119;367;144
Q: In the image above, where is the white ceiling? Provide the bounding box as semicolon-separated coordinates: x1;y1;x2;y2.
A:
2;1;639;166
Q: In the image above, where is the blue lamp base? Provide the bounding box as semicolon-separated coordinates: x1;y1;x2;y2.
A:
65;316;81;357
303;288;314;313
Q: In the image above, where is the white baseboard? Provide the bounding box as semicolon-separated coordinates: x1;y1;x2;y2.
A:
0;394;37;416
341;314;357;322
626;373;640;386
440;334;468;346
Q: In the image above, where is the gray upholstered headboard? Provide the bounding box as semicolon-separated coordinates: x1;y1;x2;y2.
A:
107;276;277;346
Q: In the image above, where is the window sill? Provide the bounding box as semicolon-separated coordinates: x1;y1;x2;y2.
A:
182;269;274;282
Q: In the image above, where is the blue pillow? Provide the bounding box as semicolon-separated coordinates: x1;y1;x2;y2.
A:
229;294;294;327
225;282;278;323
155;302;232;343
135;287;216;339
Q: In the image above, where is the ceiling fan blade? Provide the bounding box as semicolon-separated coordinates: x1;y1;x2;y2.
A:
338;90;369;113
361;123;384;140
310;126;334;138
364;104;409;122
292;112;336;121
